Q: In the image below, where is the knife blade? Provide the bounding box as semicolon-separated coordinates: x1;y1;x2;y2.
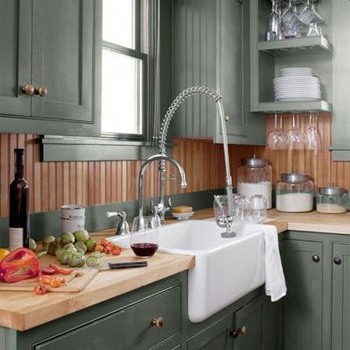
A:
98;261;148;270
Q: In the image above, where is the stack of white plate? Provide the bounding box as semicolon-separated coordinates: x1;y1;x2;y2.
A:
274;67;321;102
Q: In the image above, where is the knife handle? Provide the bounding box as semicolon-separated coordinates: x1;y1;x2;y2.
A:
108;261;148;269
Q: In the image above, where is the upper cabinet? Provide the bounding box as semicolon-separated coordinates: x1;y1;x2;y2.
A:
0;0;101;136
170;0;266;145
249;0;333;114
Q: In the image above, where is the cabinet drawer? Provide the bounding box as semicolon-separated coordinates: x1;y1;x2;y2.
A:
125;284;181;349
33;284;181;350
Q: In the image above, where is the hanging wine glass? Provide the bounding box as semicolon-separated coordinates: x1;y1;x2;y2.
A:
305;112;322;156
267;114;287;150
287;114;305;150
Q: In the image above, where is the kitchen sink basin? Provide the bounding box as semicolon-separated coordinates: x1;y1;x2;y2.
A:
109;219;265;322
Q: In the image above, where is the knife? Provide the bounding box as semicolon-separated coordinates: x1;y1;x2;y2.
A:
98;261;148;270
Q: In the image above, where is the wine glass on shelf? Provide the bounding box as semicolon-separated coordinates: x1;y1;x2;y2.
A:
265;0;284;41
130;216;159;258
287;114;305;150
281;0;303;38
299;0;323;25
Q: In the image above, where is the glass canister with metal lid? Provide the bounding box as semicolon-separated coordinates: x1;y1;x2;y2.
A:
276;172;314;212
316;185;348;214
237;157;272;209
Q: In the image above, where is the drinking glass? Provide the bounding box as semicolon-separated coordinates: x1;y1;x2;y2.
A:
265;0;284;41
131;216;159;258
287;114;305;150
299;0;323;25
233;195;252;223
267;114;287;150
250;194;267;224
305;113;322;155
281;0;303;38
307;22;321;37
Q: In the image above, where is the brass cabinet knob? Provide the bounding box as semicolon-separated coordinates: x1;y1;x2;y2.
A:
151;317;164;329
230;326;247;338
22;83;34;96
35;85;48;97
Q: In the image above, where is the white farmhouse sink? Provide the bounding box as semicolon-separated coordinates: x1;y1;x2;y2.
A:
109;219;266;322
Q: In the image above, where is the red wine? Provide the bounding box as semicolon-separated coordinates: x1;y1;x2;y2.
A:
131;243;158;257
9;148;30;250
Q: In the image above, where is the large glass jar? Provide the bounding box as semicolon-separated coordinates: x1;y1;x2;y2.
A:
237;157;272;209
316;185;348;214
276;173;314;212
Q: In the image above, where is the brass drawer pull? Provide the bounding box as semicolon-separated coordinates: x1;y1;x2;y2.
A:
22;83;34;96
35;85;48;97
152;317;164;329
230;326;247;338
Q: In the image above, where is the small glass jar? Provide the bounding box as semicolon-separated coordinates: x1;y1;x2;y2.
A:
237;157;272;209
316;185;348;214
276;173;314;212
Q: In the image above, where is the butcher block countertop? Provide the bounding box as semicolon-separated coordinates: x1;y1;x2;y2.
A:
1;207;350;331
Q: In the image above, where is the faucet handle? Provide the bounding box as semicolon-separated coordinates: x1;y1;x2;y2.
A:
106;211;130;235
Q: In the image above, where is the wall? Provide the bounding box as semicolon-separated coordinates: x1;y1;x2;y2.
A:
0;112;347;218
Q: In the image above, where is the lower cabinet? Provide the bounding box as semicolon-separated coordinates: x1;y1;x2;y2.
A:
332;243;350;350
282;231;350;350
186;292;280;350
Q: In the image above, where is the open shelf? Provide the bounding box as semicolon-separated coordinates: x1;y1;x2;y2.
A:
252;100;332;114
258;36;332;57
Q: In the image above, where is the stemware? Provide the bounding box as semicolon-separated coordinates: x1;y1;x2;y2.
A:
250;194;267;224
281;0;303;38
299;0;323;25
267;114;287;150
233;195;252;223
287;114;305;150
265;0;284;41
305;113;322;155
213;194;236;237
131;216;159;258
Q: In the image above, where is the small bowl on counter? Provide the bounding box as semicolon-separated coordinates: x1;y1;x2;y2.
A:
171;206;194;220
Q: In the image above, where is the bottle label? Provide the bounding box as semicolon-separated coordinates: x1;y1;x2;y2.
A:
9;227;23;250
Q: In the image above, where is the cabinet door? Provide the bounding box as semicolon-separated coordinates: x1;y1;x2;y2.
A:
170;0;265;145
32;0;96;125
233;295;264;350
187;315;233;350
0;0;31;116
332;243;350;350
283;240;323;350
215;0;265;145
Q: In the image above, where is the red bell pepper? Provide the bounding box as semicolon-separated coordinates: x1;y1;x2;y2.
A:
0;247;39;283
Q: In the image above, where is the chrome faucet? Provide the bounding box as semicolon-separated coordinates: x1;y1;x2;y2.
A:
137;154;187;222
158;86;235;234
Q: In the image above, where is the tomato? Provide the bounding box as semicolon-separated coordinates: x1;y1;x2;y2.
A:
38;274;52;285
50;276;66;288
111;246;121;256
33;283;47;295
48;263;73;275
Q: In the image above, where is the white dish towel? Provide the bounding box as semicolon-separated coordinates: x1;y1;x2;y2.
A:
240;223;287;302
262;224;287;302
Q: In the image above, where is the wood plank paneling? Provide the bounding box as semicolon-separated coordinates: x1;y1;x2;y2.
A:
0;113;347;217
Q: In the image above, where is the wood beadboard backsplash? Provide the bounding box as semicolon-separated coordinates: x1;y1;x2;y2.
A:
0;112;348;217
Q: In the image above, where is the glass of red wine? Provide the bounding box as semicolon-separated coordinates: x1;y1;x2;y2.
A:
130;216;159;258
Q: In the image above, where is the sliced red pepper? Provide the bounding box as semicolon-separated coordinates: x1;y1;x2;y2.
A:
40;266;56;275
0;248;39;283
34;283;47;295
49;263;73;275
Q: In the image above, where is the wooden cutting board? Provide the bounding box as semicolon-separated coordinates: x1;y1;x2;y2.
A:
0;268;98;293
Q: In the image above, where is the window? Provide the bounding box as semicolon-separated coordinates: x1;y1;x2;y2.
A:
101;0;147;140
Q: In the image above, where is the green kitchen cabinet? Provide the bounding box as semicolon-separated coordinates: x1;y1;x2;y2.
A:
186;293;280;350
282;238;323;350
329;0;350;159
332;243;350;350
0;0;101;136
170;0;265;145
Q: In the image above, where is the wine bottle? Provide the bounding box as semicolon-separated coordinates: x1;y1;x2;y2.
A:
9;148;30;249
